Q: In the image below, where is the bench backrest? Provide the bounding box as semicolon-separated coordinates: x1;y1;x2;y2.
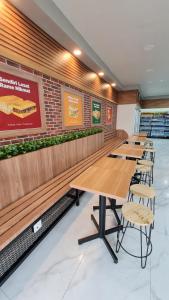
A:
116;129;128;140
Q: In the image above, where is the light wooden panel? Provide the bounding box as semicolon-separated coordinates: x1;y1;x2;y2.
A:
0;132;104;209
0;1;117;102
117;90;140;104
141;99;169;108
70;158;136;201
116;129;128;140
111;145;144;159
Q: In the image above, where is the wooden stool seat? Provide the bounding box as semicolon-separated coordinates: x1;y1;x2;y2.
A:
135;165;152;186
138;159;154;167
130;184;155;198
145;139;153;144
145;148;155;153
136;165;151;173
122;202;154;226
144;140;153;147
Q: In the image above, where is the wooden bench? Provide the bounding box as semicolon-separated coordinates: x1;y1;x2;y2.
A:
0;135;126;251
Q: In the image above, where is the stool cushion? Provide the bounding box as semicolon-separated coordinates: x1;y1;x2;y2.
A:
138;159;153;167
122;202;154;226
130;184;156;198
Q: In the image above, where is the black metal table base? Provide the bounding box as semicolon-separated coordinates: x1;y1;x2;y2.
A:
78;195;122;263
93;198;122;225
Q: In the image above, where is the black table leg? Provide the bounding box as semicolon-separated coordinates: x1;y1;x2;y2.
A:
99;195;106;237
78;195;121;263
75;189;80;206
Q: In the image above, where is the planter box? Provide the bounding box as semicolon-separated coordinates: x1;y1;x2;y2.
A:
0;132;104;209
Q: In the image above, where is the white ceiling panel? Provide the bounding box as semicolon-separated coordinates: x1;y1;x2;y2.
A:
52;0;169;98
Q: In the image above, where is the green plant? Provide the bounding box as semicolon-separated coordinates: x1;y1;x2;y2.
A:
0;127;103;160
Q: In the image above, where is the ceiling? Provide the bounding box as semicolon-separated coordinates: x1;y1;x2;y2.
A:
10;0;169;98
52;0;169;98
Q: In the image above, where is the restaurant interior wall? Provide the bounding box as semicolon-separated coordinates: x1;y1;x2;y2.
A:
116;104;140;136
0;0;118;146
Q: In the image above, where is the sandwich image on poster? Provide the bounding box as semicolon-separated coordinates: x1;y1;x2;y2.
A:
92;110;101;120
106;106;113;125
0;95;37;118
68;101;79;118
62;88;84;127
92;100;101;124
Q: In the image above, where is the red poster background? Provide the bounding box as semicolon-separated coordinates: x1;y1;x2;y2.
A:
106;106;113;125
0;71;42;131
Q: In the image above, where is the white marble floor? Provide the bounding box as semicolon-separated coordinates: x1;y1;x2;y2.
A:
1;139;169;300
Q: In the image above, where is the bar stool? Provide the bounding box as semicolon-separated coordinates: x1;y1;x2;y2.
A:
144;139;153;148
130;183;155;209
138;159;154;183
135;164;152;186
129;183;155;229
145;148;156;162
116;202;154;268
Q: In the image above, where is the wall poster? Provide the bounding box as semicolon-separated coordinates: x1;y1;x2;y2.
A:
106;106;113;125
62;87;84;128
0;65;45;137
92;99;101;125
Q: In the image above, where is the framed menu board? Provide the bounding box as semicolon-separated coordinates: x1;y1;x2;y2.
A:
92;99;102;125
62;87;84;128
106;106;113;125
0;64;46;138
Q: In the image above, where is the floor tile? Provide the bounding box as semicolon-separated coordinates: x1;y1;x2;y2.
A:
1;138;169;300
0;290;9;300
62;240;150;300
150;232;169;300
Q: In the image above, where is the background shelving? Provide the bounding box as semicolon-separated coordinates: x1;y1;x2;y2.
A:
140;112;169;138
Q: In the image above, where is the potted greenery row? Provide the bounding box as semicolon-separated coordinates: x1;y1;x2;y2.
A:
0;127;103;160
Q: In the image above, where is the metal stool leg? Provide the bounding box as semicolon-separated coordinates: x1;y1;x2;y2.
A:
140;225;152;269
150;197;155;229
116;219;129;253
117;224;152;269
151;166;154;184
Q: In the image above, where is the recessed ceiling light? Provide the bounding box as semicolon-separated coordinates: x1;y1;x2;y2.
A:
111;83;116;87
73;49;82;56
102;83;110;89
146;68;153;72
144;44;155;51
98;71;104;77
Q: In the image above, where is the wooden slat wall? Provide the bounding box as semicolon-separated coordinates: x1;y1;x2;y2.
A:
0;0;117;102
141;99;169;109
117;90;140;104
0;133;104;209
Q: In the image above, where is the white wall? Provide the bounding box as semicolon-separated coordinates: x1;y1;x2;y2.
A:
116;104;140;136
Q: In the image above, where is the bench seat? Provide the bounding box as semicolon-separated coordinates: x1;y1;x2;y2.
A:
0;136;125;251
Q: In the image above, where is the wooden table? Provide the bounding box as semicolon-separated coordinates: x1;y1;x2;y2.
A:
110;144;144;159
94;156;137;171
118;144;145;150
127;135;147;144
134;132;148;137
70;157;136;263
